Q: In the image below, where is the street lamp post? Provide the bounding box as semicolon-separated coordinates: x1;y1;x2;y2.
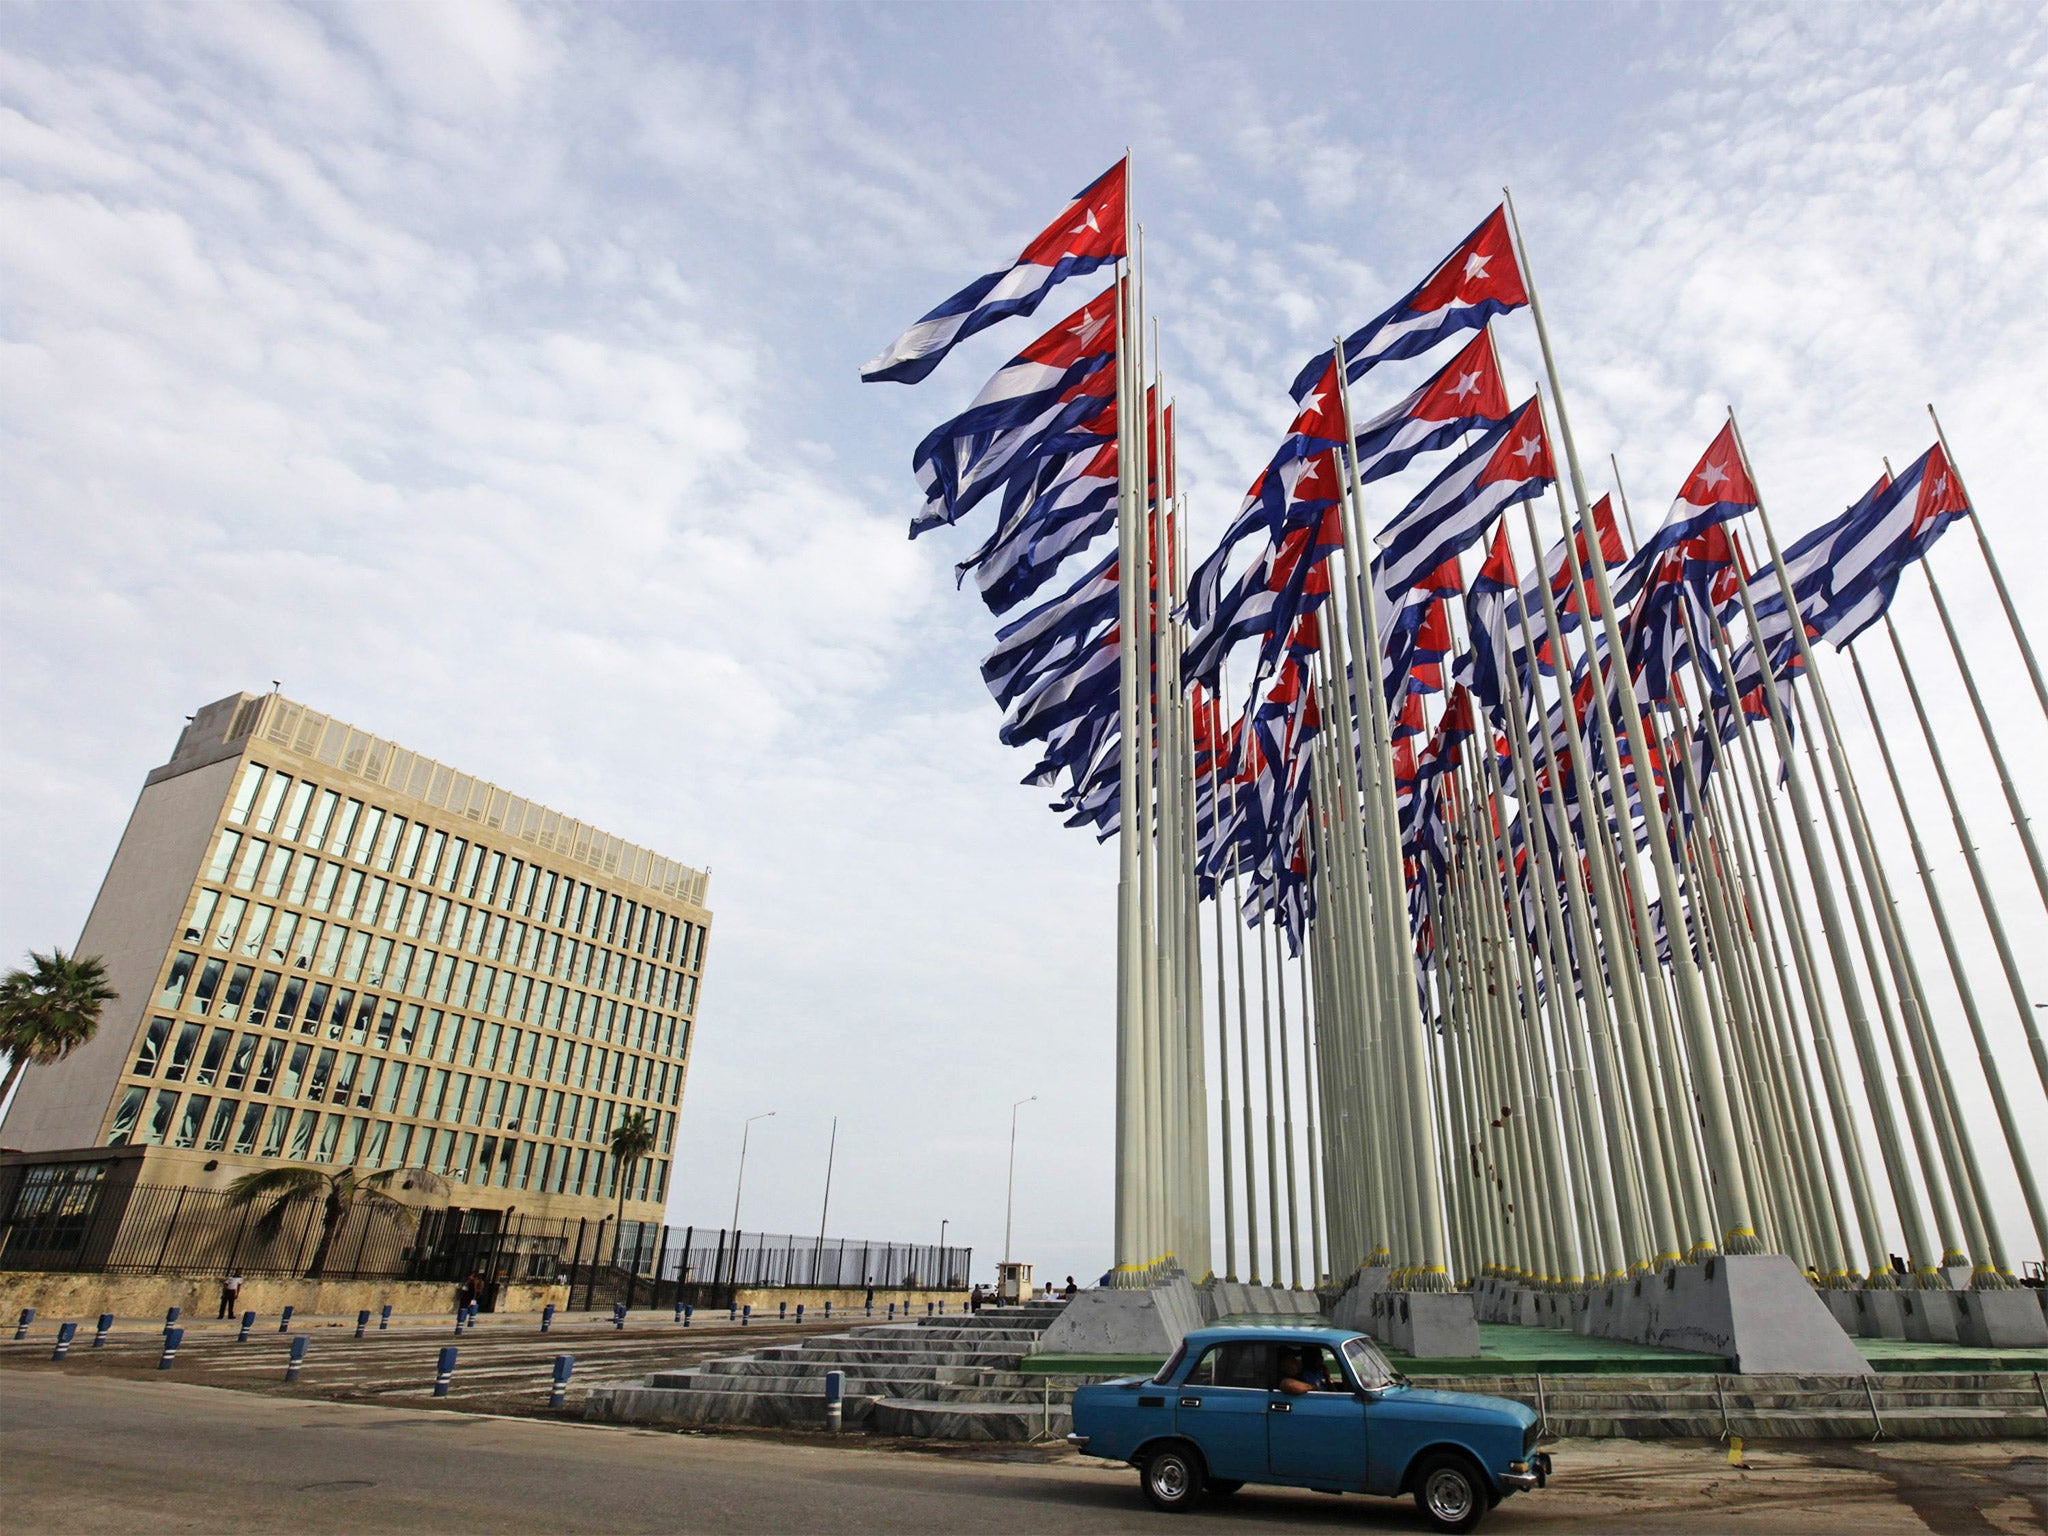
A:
940;1219;949;1286
729;1111;776;1285
1004;1096;1036;1266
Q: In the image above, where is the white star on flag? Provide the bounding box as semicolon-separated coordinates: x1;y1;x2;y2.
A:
1463;252;1492;281
1450;370;1482;399
1512;434;1541;464
1696;460;1729;492
1072;207;1102;236
1298;390;1325;416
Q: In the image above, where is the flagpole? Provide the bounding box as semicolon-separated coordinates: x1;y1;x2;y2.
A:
1928;404;2048;721
1917;562;2048;920
1850;644;2044;1270
1222;659;1263;1285
1206;690;1239;1281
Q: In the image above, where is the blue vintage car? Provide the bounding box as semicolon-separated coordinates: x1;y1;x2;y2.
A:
1068;1324;1549;1531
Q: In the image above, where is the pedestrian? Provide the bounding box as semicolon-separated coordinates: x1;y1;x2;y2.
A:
1062;1275;1077;1299
864;1277;874;1310
218;1273;244;1319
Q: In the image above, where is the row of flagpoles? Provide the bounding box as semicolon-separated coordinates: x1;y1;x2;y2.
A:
861;155;2045;1300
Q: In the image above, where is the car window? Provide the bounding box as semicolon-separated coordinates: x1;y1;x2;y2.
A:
1181;1349;1217;1387
1210;1341;1272;1389
1150;1342;1189;1386
1342;1335;1397;1389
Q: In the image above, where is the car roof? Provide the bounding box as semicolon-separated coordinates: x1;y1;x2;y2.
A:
1178;1324;1369;1348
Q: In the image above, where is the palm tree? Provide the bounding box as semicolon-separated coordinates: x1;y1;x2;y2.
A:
0;949;117;1112
224;1164;446;1279
607;1111;658;1263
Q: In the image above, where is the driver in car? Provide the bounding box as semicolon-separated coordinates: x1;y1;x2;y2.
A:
1275;1345;1340;1396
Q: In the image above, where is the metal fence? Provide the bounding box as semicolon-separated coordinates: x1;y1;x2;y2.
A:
0;1179;417;1280
625;1225;971;1292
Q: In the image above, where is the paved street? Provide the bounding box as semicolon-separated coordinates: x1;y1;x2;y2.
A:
4;1369;2044;1534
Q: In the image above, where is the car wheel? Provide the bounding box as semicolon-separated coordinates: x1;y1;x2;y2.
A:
1139;1443;1205;1513
1205;1478;1244;1497
1412;1452;1487;1534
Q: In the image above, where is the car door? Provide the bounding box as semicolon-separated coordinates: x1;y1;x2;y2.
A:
1266;1344;1369;1489
1173;1341;1271;1482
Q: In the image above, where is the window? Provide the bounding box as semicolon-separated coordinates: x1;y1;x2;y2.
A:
185;890;219;947
315;926;346;976
226;763;266;825
330;1051;359;1104
107;1086;146;1144
296;982;327;1033
164;1022;203;1081
261;1107;294;1156
224;1033;258;1092
230;837;267;891
288;1111;318;1159
248;971;280;1027
375;1000;399;1051
132;1016;173;1075
254;772;291;833
205;829;242;883
354;1057;380;1111
1197;1342;1275;1390
158;953;197;1010
1341;1337;1397;1391
259;847;292;898
305;789;341;850
327;988;355;1040
281;1042;311;1098
290;919;324;972
203;1098;238;1152
350;992;375;1044
341;1117;366;1164
233;1102;267;1154
311;862;341;911
240;904;275;958
396;1004;421;1054
218;965;253;1022
272;912;303;968
173;1094;209;1149
279;780;317;842
253;1039;285;1094
351;806;385;865
373;815;406;872
215;896;248;951
364;1120;391;1165
336;871;364;921
194;1028;232;1087
398;823;426;879
143;1089;179;1146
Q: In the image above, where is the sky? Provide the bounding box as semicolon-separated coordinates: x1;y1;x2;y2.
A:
3;1;2045;1289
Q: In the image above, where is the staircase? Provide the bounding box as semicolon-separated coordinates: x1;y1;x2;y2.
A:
584;1301;1101;1442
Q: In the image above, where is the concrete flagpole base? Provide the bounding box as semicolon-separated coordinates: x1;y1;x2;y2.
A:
1955;1289;2048;1348
1587;1255;1872;1374
1038;1275;1205;1355
1329;1270;1481;1359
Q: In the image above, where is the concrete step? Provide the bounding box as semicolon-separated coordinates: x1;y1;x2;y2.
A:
868;1397;1071;1443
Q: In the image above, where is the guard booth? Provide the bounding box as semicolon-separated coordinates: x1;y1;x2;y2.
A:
995;1260;1033;1305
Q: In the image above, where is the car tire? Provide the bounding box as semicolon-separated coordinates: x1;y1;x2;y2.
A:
1205;1479;1244;1497
1412;1452;1487;1534
1139;1443;1206;1513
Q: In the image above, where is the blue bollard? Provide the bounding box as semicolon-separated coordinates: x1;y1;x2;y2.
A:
278;1304;294;1334
888;1302;895;1320
673;1298;685;1323
158;1326;184;1370
237;1310;256;1342
727;1302;737;1323
285;1335;308;1383
453;1310;466;1337
380;1304;392;1331
742;1304;751;1327
926;1302;934;1317
778;1301;787;1321
548;1353;574;1409
824;1368;845;1433
13;1307;34;1341
612;1301;626;1331
434;1344;458;1396
824;1301;832;1320
52;1322;78;1360
467;1301;479;1328
356;1309;371;1339
541;1302;555;1333
164;1305;181;1334
94;1313;114;1348
939;1301;946;1314
682;1304;693;1328
796;1304;805;1324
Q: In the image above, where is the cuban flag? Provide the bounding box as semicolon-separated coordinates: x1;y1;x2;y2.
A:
1374;396;1554;598
1350;327;1512;484
1821;444;1970;645
911;353;1116;537
1459;523;1523;720
1291;206;1528;399
958;440;1120;613
979;549;1120;710
862;159;1127;385
1610;422;1757;610
999;623;1120;748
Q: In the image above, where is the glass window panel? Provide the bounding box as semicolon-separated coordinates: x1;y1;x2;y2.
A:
396;1004;421;1054
164;1022;204;1081
254;1038;285;1094
366;937;394;988
453;1131;476;1180
333;1052;361;1102
357;878;387;929
481;853;504;905
355;1057;381;1111
184;890;219;948
305;789;341;850
289;1110;318;1159
205;830;241;883
350;994;373;1044
398;822;427;879
194;1027;233;1087
388;945;416;996
307;1047;336;1101
254;773;291;833
157;956;196;1011
212;896;247;951
132;1016;173;1076
270;915;300;968
259;847;292;899
281;1042;311;1098
315;925;347;977
173;1094;209;1149
390;1123;416;1166
248;970;280;1027
373;815;406;872
398;1066;426;1117
351;806;385;865
280;780;317;842
438;838;467;893
227;763;266;825
240;904;275;958
311;862;341;911
107;1084;146;1144
277;976;307;1029
375;1000;399;1051
380;884;407;932
327;988;355;1039
218;964;253;1022
225;1033;258;1092
234;1101;267;1154
336;870;365;920
199;1098;237;1151
261;1106;293;1156
230;838;267;891
460;845;485;898
143;1089;179;1146
342;1117;367;1165
365;1119;392;1165
286;852;317;905
287;919;321;974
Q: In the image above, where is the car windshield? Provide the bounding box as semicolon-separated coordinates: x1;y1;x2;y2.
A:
1342;1335;1405;1389
1150;1342;1188;1386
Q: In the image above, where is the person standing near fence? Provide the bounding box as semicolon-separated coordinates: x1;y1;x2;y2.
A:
217;1273;243;1320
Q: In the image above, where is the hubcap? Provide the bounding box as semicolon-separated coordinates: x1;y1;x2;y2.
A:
1154;1458;1189;1499
1425;1467;1474;1523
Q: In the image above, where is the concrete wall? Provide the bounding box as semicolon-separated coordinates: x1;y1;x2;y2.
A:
0;1269;567;1322
1;755;238;1151
721;1286;969;1316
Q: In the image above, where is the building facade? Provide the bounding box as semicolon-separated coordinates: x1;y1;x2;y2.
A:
0;691;711;1227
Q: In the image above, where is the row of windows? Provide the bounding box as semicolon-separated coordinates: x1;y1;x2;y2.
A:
129;1011;682;1131
107;1086;667;1204
222;761;706;969
157;948;685;1065
186;866;700;1013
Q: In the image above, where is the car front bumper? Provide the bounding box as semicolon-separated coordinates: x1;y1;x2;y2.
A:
1500;1451;1553;1492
